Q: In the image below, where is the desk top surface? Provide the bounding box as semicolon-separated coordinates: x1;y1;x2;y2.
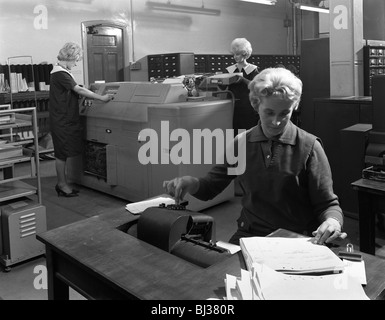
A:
37;208;385;300
352;178;385;193
314;96;372;104
37;209;243;300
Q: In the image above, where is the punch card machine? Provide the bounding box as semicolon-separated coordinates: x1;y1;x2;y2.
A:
67;81;234;211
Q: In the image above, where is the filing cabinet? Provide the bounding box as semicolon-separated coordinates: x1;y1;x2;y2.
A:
364;45;385;96
147;53;195;81
131;52;300;82
194;54;300;76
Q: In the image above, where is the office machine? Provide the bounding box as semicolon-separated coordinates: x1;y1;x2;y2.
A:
0;197;46;271
205;73;242;86
67;81;234;211
196;73;241;93
134;203;230;268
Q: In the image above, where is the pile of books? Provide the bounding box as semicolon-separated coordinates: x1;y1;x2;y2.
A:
0;112;15;124
225;236;369;300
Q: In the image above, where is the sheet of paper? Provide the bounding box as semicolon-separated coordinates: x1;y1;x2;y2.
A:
225;274;241;300
343;259;367;285
125;197;175;214
236;269;254;300
216;241;241;254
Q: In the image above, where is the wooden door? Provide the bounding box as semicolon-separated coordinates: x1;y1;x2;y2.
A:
86;25;124;84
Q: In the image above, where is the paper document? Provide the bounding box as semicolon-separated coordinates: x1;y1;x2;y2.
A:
240;236;345;274
125;197;175;214
225;274;241;300
216;241;241;254
236;269;254;300
225;270;257;301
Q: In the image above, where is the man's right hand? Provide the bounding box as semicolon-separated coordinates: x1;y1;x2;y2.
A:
163;176;199;204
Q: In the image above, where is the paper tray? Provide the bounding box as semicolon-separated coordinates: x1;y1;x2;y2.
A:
0;145;23;160
362;166;385;182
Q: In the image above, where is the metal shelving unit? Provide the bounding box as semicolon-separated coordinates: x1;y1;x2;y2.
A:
0;106;45;271
0;106;42;203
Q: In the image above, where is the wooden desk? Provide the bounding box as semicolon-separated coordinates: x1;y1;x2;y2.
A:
37;210;385;300
351;178;385;255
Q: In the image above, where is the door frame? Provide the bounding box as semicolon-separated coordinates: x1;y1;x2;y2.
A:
81;20;133;87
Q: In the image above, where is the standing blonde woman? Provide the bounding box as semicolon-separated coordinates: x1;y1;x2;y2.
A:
224;38;259;133
49;42;113;197
221;38;259;196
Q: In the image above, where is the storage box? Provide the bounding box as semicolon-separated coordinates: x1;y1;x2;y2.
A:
0;198;46;267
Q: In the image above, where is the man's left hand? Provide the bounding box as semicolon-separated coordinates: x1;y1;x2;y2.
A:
312;218;347;245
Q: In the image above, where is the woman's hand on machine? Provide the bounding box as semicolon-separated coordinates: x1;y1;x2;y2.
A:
101;94;114;102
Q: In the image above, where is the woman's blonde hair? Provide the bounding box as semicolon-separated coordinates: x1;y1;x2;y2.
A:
230;38;252;59
248;67;302;111
57;42;83;62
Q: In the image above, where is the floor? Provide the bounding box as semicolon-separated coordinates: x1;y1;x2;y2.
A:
0;159;384;300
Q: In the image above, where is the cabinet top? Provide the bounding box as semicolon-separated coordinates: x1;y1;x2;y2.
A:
314;96;372;104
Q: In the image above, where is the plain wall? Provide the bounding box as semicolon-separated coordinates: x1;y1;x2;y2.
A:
364;0;385;40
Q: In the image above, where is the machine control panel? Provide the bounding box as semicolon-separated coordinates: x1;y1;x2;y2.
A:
101;85;120;96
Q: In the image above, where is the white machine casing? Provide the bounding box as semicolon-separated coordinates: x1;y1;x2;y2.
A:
67;82;235;211
0;197;46;268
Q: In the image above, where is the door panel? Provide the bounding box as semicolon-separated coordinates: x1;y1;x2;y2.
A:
87;25;124;84
106;53;118;81
93;53;104;81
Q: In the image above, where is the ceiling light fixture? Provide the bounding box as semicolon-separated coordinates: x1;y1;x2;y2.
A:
146;1;221;16
297;4;329;13
240;0;277;5
294;1;330;13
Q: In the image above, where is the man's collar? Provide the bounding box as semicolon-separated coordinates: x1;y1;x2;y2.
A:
248;121;297;145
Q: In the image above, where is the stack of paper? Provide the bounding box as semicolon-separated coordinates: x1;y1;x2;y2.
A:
226;264;369;300
253;263;369;300
225;269;256;300
240;236;345;274
224;236;370;300
125;196;175;214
